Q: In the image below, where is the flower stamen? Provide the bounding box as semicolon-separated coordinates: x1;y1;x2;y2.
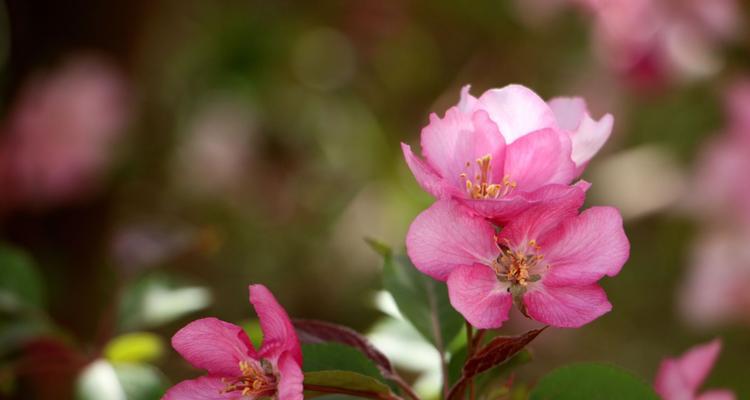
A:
221;359;277;397
460;155;516;199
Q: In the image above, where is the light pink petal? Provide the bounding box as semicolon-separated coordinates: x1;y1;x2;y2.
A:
698;390;736;400
540;207;629;286
276;352;304;400
548;97;586;132
495;192;584;249
676;339;722;391
162;376;234;400
654;359;693;400
503;128;575;192
447;265;512;329
420;108;505;189
463;183;585;223
401;143;455;198
457;85;480;113
406;199;498;281
250;285;302;364
476;84;558;143
523;284;612;328
171;317;255;376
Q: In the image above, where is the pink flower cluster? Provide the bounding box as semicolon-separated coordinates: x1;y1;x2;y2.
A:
163;285;303;399
403;84;629;329
654;339;735;400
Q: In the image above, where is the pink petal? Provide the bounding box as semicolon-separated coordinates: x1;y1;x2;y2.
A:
162;376;233;400
548;97;613;175
463;183;585;223
476;84;558;143
171;317;255;377
420;107;505;189
249;285;302;364
495;194;584;249
698;390;736;400
276;352;304;400
401;143;454;198
548;97;586;131
654;359;693;400
503;128;576;192
457;85;480;113
406;199;498;281
523;284;612;327
540;207;629;286
676;339;722;392
447;265;512;329
654;340;727;400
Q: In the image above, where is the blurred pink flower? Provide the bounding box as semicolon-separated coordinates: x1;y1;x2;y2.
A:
680;231;750;329
405;197;628;329
0;56;129;208
654;339;735;400
576;0;739;86
164;284;303;400
402;84;612;222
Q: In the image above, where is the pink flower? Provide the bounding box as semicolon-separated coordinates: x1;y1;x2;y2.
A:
654;339;735;400
402;84;612;222
163;284;303;400
405;197;628;328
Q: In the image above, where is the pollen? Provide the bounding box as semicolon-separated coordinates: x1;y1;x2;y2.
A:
461;155;516;199
492;242;544;286
221;359;277;397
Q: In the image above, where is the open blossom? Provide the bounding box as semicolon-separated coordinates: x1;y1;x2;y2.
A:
402;84;612;222
654;339;735;400
406;196;628;328
164;284;303;400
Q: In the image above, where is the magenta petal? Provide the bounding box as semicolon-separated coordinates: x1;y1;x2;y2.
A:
171;317;255;377
463;183;585;223
476;84;558;143
162;376;232;400
401;143;453;198
540;207;629;286
276;352;304;400
496;194;584;249
654;359;693;400
406;199;498;281
523;284;612;328
447;265;512;329
675;339;722;392
503;128;576;191
250;285;302;364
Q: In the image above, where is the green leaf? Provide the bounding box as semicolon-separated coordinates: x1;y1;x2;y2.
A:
302;343;384;382
304;370;391;395
118;274;211;330
104;333;164;364
529;363;660;400
113;364;168;400
0;245;44;311
379;249;463;350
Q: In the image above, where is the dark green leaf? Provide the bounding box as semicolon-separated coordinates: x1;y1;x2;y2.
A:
529;363;660;400
301;343;384;382
0;245;44;310
304;370;391;395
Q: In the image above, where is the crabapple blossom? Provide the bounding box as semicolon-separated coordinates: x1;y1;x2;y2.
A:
402;84;611;222
405;196;629;329
654;339;735;400
163;284;303;400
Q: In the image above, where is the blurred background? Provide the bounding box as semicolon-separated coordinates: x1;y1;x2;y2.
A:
0;0;749;399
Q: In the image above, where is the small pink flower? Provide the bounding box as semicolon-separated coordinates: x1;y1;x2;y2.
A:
163;284;303;400
654;339;735;400
402;84;612;222
406;197;628;328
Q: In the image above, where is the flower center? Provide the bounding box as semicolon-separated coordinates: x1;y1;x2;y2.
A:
221;359;278;397
460;155;516;200
492;240;544;286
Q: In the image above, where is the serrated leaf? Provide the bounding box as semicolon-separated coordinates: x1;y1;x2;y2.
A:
380;251;463;351
301;343;384;382
304;370;391;395
104;333;164;364
294;319;395;378
0;245;44;311
529;363;660;400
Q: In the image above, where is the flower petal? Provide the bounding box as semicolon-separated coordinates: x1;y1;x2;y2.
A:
401;143;454;198
447;265;512;329
697;390;736;400
420;107;505;189
406;199;498;281
250;285;302;364
676;339;722;392
571;114;613;175
503;128;576;191
276;352;304;400
654;359;693;400
548;97;586;131
476;84;558;143
495;192;584;249
163;376;233;400
171;317;255;376
463;183;585;223
540;207;629;286
457;84;480;113
523;284;612;328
